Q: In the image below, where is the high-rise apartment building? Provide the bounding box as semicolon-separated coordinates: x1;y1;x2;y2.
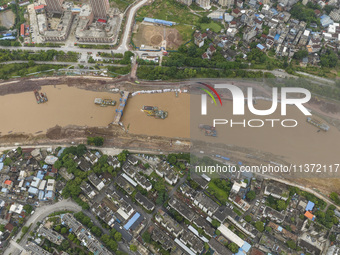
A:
196;0;210;8
218;0;234;8
175;0;193;6
45;0;64;13
90;0;110;19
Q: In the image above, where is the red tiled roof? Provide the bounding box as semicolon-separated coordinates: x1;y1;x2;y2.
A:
5;223;14;232
305;211;315;220
34;4;45;10
4;180;12;185
20;24;25;36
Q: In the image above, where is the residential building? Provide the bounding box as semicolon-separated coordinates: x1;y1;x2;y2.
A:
134;173;152;191
193;192;219;216
45;0;64;13
219;0;234;8
175;0;192;6
155;209;183;237
168;197;195;221
88;173;105;191
135;192;155;211
196;0;210;8
90;0;110;19
264;183;289;201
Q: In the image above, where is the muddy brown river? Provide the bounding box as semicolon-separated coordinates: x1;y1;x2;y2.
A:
0;85;339;167
0;85;190;138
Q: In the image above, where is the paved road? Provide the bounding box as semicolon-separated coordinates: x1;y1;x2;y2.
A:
296;71;335;84
0;144;170;156
117;0;149;52
1;60;128;67
4;199;81;255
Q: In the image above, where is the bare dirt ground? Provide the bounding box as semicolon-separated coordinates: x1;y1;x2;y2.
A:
133;23;183;49
0;10;15;28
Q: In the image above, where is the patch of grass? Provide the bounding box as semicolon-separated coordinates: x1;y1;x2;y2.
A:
109;0;134;12
200;21;223;33
136;0;200;25
189;3;205;11
175;24;195;42
207;181;229;204
233;207;243;216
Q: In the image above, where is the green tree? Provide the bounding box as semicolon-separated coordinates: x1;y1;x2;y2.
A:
168;155;177;165
244;215;252;222
286;240;297;250
277;200;287;211
265;226;272;232
329;192;340;205
3;157;12;166
329;234;336;242
60;240;70;250
114;232;122;242
61;227;67;234
246;190;256;200
294;50;308;60
255;221;264;232
87;136;104;146
23;204;33;214
212;219;221;228
22;226;29;234
228;242;239;253
130;244;137;252
142;231;152;243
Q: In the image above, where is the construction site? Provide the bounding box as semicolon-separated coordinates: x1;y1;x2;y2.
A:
132;23;183;50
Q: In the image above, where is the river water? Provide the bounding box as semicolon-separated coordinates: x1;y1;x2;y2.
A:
0;85;190;138
1;85;339;167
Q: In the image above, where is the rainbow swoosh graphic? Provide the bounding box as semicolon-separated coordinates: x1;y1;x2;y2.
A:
198;82;223;106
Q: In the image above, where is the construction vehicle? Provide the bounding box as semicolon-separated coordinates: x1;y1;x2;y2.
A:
306;117;329;131
34;90;48;104
199;124;217;137
142;106;168;119
94;98;116;107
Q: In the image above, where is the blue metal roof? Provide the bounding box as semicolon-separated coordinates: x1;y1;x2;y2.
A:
45;191;53;198
274;34;280;41
124;212;140;230
38;191;45;200
278;226;283;232
0;36;16;40
306;201;315;211
28;187;38;195
257;44;265;50
37;171;44;180
57;148;65;157
242;242;251;252
144;17;174;26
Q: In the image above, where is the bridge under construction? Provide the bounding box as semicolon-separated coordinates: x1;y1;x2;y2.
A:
112;91;129;125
